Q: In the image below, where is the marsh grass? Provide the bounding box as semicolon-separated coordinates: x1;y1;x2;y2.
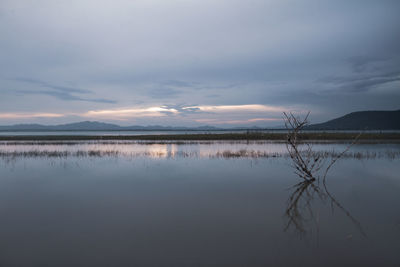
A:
0;147;398;160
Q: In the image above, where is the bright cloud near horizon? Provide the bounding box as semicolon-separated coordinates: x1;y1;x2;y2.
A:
0;0;399;127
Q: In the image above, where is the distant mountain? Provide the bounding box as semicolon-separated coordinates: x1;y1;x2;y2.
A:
0;121;220;131
0;121;122;131
3;110;398;131
52;121;123;131
307;110;400;130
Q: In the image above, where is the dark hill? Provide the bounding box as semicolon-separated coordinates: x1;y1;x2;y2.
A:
308;110;400;130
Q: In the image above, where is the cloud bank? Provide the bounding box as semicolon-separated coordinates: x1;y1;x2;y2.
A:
0;0;399;126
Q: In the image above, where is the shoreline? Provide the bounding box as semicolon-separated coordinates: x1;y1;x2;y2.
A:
0;132;400;142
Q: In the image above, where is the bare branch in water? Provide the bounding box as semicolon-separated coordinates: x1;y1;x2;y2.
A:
283;112;366;237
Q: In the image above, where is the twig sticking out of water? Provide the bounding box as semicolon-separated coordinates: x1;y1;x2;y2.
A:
284;112;325;182
283;112;366;237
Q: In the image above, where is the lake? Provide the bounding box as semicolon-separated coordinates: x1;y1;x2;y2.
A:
0;141;399;266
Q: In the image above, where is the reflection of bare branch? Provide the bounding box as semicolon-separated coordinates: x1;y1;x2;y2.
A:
322;132;361;183
284;180;325;235
283;112;366;237
322;180;366;237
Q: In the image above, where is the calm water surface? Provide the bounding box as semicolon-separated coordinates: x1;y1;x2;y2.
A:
0;141;399;266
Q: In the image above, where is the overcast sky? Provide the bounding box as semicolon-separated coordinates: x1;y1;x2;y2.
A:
1;0;399;127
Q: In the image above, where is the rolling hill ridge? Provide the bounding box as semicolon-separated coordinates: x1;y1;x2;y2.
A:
307;110;400;130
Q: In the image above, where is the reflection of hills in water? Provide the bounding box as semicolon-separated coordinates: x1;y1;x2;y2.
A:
0;141;399;160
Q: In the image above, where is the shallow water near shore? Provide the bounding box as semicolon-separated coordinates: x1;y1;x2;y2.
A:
0;141;399;266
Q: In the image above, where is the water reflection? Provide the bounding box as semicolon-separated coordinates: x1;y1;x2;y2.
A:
0;143;399;266
285;179;324;235
284;178;366;237
0;141;399;162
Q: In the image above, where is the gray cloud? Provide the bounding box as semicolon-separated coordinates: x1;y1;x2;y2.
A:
13;77;91;94
161;80;198;88
318;56;400;93
11;77;116;103
319;73;400;93
158;80;238;91
338;75;400;93
206;94;220;98
0;0;400;125
147;87;182;99
347;56;389;73
16;89;116;104
145;80;237;99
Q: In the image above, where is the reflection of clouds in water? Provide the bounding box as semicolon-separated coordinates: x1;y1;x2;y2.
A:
0;141;287;159
144;144;178;158
145;144;168;158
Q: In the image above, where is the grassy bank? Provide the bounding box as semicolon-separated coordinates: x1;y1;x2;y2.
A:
0;132;399;142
